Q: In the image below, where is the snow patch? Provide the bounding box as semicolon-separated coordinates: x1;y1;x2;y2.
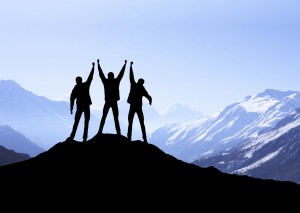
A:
235;148;283;174
240;96;279;113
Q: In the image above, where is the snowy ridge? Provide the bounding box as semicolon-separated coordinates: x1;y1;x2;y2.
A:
193;107;300;184
235;147;283;173
150;89;300;162
243;118;300;159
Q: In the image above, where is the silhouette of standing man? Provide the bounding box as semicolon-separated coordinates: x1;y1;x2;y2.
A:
68;62;95;142
127;61;152;143
97;59;127;135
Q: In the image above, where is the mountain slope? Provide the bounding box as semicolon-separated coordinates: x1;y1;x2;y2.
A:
162;103;203;124
0;145;30;166
0;125;44;157
0;80;100;150
193;108;300;184
0;133;299;205
150;89;300;162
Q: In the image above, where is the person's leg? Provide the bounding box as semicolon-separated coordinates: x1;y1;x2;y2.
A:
99;102;110;134
111;102;121;135
127;105;135;141
136;108;147;143
83;107;90;141
70;107;83;140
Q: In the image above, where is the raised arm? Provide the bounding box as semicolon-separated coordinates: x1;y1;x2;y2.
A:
86;62;95;85
116;60;127;81
129;61;135;84
97;59;106;82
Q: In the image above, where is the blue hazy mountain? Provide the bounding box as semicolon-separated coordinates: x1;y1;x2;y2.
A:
0;79;156;150
150;89;300;184
0;80;100;150
193;107;300;184
92;100;203;135
161;103;204;124
150;89;300;162
0;125;44;157
0;144;30;166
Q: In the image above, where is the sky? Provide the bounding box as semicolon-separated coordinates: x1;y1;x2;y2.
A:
1;0;300;116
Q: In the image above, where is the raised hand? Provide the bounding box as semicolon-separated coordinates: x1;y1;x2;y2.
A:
125;60;127;64
97;59;100;63
92;62;95;66
130;61;133;66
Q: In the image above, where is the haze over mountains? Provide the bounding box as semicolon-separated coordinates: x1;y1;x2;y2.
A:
0;125;43;157
0;144;30;166
2;79;300;184
92;100;203;133
0;80;99;150
0;79;202;156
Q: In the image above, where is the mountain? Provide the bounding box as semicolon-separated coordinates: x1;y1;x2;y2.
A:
91;99;162;134
91;100;203;142
0;125;44;157
193;107;300;184
150;89;300;162
162;103;203;124
0;80;100;150
1;79;187;150
0;145;30;166
0;133;299;208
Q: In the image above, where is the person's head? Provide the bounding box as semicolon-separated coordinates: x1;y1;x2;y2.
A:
76;76;82;84
137;78;144;85
108;72;114;79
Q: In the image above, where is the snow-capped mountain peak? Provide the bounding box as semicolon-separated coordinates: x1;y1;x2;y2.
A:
150;89;300;163
239;95;279;113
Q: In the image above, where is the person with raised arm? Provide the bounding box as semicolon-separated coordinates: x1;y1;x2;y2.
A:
127;61;152;143
68;62;95;142
97;59;127;135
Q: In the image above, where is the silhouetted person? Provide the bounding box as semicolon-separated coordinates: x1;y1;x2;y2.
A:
68;62;95;142
127;61;152;143
97;59;127;135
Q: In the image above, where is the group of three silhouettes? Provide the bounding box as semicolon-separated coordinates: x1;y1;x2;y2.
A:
68;59;152;143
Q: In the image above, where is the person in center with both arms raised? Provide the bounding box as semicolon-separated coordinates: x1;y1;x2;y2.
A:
97;59;127;136
68;59;151;144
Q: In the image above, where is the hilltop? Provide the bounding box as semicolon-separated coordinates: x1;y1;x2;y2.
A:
0;133;299;209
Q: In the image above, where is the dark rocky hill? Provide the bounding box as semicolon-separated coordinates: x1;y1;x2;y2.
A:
0;133;298;210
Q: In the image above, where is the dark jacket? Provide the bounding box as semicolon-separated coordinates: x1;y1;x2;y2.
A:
127;66;151;107
70;67;94;108
98;63;126;102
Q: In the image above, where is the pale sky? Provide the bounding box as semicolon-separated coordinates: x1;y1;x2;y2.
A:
1;0;300;116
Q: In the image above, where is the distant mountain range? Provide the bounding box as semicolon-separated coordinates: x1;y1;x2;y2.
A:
0;125;44;157
0;80;102;150
3;79;300;186
193;107;300;184
92;100;203;133
150;89;300;184
0;79;203;155
0;144;30;166
0;133;299;208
